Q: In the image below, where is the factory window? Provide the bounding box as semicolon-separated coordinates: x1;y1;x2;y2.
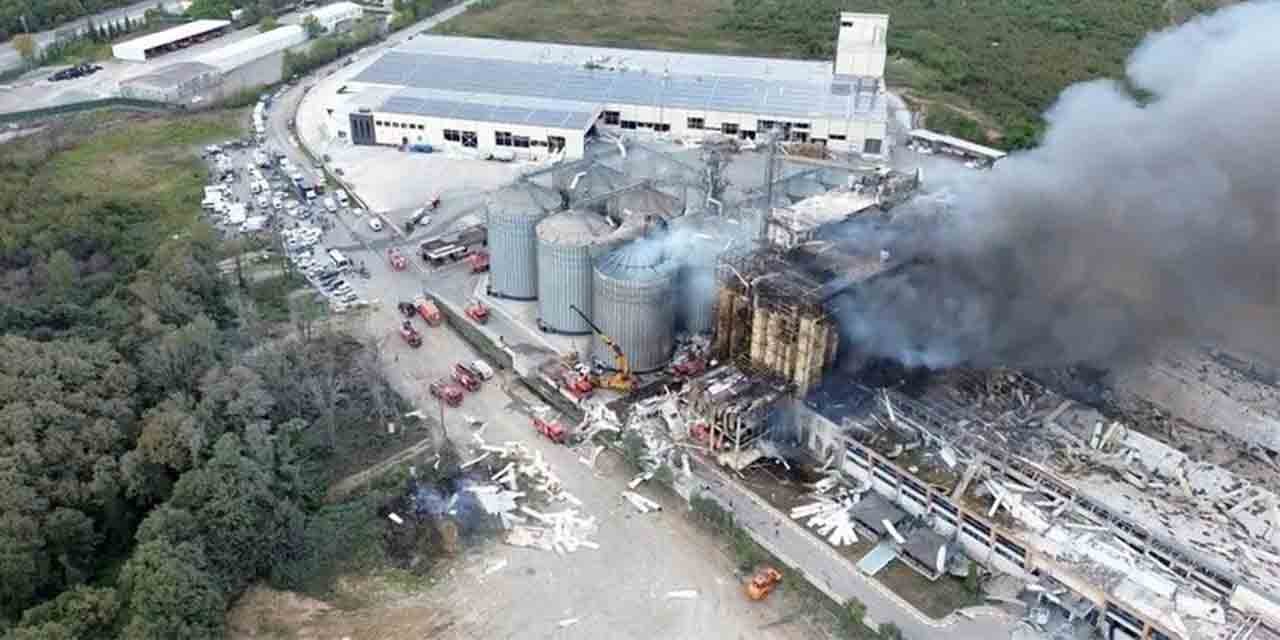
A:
602;110;620;125
962;513;990;536
1151;632;1173;640
721;123;739;135
513;135;531;148
863;138;883;154
548;136;566;152
901;476;926;495
931;494;957;515
687;117;704;130
495;131;513;146
829;134;847;141
620;120;638;130
841;20;854;27
792;122;809;130
444;129;461;142
740;130;756;140
655;123;670;132
461;131;478;148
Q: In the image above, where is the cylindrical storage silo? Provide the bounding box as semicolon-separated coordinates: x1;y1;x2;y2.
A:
486;186;555;300
592;237;677;373
536;210;614;333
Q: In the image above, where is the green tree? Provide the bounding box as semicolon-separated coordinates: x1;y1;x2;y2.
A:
302;14;323;38
44;250;77;300
120;541;225;640
258;15;279;32
11;34;36;65
13;586;120;639
137;395;204;473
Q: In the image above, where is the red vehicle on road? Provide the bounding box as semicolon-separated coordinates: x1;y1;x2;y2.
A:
415;296;442;327
452;363;480;392
467;250;490;273
430;380;463;407
533;416;566;443
465;299;489;324
388;247;407;271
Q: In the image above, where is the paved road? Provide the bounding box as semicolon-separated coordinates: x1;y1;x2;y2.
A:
0;0;186;73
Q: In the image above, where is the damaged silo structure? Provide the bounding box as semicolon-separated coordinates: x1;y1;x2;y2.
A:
592;237;677;373
486;185;559;300
535;209;615;334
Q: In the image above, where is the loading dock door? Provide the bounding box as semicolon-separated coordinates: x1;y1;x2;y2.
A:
349;112;375;145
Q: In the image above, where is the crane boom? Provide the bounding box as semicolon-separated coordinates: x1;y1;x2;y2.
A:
568;304;633;390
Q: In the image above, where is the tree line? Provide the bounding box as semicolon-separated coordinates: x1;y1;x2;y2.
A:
0;113;411;638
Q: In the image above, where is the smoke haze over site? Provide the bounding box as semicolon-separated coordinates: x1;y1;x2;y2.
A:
831;2;1280;370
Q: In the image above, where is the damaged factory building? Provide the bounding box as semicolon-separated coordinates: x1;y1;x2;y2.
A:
609;168;1280;640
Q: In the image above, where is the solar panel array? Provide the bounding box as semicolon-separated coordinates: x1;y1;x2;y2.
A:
358;49;884;124
380;88;596;130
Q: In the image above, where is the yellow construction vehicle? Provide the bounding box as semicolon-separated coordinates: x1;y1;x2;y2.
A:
570;305;634;393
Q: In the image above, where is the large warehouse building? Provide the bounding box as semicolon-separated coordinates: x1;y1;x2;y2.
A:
305;1;363;33
332;12;891;161
112;19;231;62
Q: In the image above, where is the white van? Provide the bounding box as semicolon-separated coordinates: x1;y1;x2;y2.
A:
335;190;349;206
322;196;337;212
327;249;351;270
367;217;384;232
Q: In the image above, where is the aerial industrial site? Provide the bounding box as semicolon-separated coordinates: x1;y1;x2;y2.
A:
5;0;1280;639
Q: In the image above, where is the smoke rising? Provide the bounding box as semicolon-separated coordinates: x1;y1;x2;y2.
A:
832;2;1280;370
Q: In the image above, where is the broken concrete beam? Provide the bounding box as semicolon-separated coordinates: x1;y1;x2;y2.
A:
1044;400;1072;425
628;471;655;489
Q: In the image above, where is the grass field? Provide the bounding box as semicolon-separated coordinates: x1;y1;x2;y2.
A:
437;0;1236;148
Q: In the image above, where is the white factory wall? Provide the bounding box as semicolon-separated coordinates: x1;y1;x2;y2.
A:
595;102;889;157
307;1;363;32
835;13;889;78
368;111;589;159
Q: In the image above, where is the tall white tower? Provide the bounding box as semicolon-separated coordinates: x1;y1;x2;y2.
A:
834;12;889;78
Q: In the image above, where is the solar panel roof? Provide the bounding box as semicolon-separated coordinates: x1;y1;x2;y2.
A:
379;88;598;130
358;37;886;125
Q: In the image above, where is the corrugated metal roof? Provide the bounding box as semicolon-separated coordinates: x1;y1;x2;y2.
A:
195;25;306;71
354;37;885;121
122;61;220;89
595;236;676;280
379;88;597;130
536;210;613;246
115;19;229;51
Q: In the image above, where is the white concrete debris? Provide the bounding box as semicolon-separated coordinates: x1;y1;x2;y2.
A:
665;590;699;600
482;558;507;576
557;617;580;628
622;491;663;514
506;508;599;554
459;433;599;553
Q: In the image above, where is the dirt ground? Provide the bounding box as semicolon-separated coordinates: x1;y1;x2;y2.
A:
227;258;832;639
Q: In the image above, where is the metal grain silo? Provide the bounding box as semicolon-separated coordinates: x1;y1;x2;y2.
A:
592;237;677;373
536;210;614;333
486;185;557;299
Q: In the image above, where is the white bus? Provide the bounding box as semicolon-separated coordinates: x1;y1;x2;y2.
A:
327;249;351;270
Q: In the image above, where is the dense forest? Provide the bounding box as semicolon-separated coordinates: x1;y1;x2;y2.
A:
0;0;136;41
0;112;412;638
440;0;1235;148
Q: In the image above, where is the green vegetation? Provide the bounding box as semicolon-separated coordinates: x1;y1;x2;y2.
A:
283;17;383;77
20;13;155;68
0;0;134;41
258;15;280;32
390;0;457;30
0;111;414;637
438;0;1236;148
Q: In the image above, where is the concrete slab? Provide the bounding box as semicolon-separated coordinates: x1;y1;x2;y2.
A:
858;540;897;576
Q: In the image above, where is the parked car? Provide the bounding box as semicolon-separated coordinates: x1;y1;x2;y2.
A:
367;217;384;232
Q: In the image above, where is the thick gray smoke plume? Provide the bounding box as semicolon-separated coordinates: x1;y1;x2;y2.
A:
833;2;1280;369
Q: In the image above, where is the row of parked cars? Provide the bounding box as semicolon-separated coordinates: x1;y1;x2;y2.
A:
48;63;102;82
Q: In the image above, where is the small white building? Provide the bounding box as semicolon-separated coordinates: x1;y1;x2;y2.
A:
111;19;231;62
304;1;363;33
335;11;892;161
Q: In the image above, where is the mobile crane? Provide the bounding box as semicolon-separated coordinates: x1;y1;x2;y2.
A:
569;304;634;393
